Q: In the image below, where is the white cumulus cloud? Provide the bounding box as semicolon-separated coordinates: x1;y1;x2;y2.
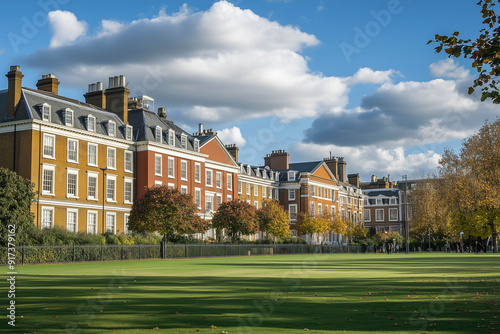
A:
217;126;247;147
429;58;469;80
48;10;87;48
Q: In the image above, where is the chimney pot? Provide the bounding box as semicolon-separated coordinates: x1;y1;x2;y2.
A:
97;82;102;91
108;77;114;89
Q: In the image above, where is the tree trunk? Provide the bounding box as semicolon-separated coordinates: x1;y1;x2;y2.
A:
493;232;498;253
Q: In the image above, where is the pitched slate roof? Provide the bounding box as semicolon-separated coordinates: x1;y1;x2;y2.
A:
239;163;274;180
0;88;129;139
363;189;399;197
128;108;198;151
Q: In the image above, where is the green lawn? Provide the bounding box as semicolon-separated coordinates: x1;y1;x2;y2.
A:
2;253;499;333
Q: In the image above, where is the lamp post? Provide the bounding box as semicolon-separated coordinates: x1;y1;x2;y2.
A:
402;175;409;254
460;231;464;253
100;167;107;234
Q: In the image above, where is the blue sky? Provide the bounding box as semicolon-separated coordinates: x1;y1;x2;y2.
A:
0;0;493;181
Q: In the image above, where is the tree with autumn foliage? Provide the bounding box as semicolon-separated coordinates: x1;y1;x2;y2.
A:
256;199;290;240
314;212;332;244
409;178;454;241
439;118;500;251
128;186;209;244
429;0;500;103
212;200;259;243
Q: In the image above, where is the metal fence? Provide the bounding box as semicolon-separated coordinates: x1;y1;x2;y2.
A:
0;244;364;265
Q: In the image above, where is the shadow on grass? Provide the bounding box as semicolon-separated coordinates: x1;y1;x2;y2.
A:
5;254;500;334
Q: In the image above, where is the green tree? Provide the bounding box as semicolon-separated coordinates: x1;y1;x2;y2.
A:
314;212;332;244
212;200;258;243
128;186;208;244
429;0;500;103
0;168;35;247
330;213;348;236
257;199;291;240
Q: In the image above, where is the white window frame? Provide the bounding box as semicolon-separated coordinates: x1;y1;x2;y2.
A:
168;183;175;189
262;186;266;198
66;169;79;198
108;120;116;137
41;206;54;229
168;157;174;178
206;169;213;187
41;103;51;122
310;202;315;217
125;125;133;141
87;143;98;167
205;194;213;212
193;138;199;152
389;208;398;221
274;188;279;200
390;198;397;205
376;198;382;205
124;151;133;173
194;163;201;183
195;188;201;209
107;147;116;169
288;189;295;201
155;180;163;187
155;154;163;176
180;185;188;195
64;108;73;127
41;164;55;195
376;209;384;222
67;138;78;163
254;201;259;210
87;210;98;234
87;115;96;132
87;172;98;201
106;212;116;234
227;174;232;191
246;183;250;195
155;126;162;143
181;133;187;149
43;134;55;159
216;172;222;189
67;209;78;233
289;204;297;220
181;160;188;181
227;195;232;202
238;181;242;194
288;171;295;181
124;178;133;204
106;175;117;202
254;185;259;197
364;209;371;222
124;213;130;234
318;203;322;216
168;129;175;146
216;194;222;210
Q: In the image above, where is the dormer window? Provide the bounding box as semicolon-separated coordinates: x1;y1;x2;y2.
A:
275;172;280;181
263;172;267;179
193;138;199;152
155;126;162;143
181;133;187;149
247;165;251;175
255;169;260;178
125;125;133;141
40;103;51;121
288;171;295;181
87;115;96;132
168;129;175;146
64;108;73;127
108;120;116;137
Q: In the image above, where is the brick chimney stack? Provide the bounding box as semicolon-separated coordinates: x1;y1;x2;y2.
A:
84;82;106;109
225;144;239;162
348;173;360;188
36;74;60;94
324;157;339;180
6;65;24;118
105;75;129;123
264;150;289;170
337;157;347;182
158;107;167;119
